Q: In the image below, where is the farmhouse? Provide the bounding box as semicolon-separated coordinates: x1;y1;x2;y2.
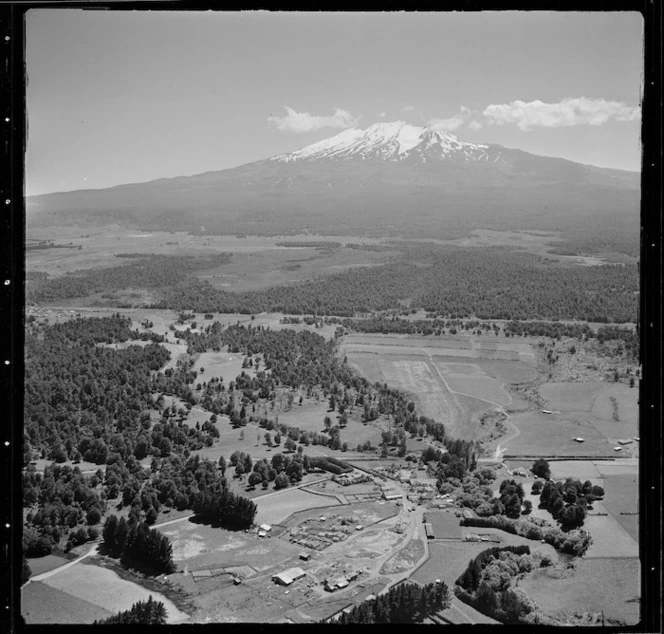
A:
272;567;306;586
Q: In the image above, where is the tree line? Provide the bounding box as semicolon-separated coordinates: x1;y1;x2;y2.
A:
333;581;450;624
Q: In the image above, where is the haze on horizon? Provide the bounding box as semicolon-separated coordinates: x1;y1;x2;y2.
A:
25;10;643;197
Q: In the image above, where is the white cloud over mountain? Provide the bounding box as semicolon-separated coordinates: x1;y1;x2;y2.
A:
483;97;641;130
268;107;360;133
428;106;473;132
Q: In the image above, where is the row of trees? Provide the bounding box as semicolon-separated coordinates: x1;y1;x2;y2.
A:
334;581;450;624
102;515;176;575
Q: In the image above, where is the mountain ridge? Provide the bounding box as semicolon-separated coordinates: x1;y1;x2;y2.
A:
26;121;639;248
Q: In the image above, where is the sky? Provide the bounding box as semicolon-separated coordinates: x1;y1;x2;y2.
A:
25;10;644;196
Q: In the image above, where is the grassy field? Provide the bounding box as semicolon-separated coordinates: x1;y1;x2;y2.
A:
583;502;638;559
40;561;190;623
253;488;343;526
160;518;303;571
443;375;512;406
22;581;114;624
520;557;640;625
26;554;70;577
600;473;639;542
504;411;612;456
424;510;463;538
539;381;608;412
193;351;253;385
26;228;395;294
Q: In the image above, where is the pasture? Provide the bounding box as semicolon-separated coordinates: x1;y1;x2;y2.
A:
424;510;463;539
520;557;640;625
503;411;612;457
342;333;539;442
539;381;608;412
40;561;190;623
26;554;70;577
22;581;114;624
583;500;638;559
601;473;639;542
253;489;343;526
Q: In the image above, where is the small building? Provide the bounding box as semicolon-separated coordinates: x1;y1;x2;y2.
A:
573;437;585;443
272;572;294;586
462;509;475;520
542;409;552;415
258;530;267;538
381;487;402;501
299;552;311;561
613;446;623;452
273;567;306;586
260;524;272;532
424;523;434;539
355;525;363;531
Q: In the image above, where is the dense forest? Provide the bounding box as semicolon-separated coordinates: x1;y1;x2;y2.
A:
455;545;537;624
154;249;637;322
27;246;638;322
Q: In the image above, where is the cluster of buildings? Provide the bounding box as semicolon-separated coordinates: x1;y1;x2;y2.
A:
323;569;362;592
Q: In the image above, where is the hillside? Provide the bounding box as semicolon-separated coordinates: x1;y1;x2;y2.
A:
27;122;640;253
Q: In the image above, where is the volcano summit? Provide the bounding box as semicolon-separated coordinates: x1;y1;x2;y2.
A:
27;121;639;245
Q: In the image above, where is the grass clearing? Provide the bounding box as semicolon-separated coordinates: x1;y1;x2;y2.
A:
22;580;114;624
539;382;608;412
424;510;462;538
596;473;639;542
41;561;190;623
520;557;640;625
504;411;612;456
254;488;343;526
26;554;70;577
583;503;638;558
444;375;512;406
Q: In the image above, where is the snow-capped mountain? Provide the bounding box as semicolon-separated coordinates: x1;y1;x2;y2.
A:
272;121;497;164
27;121;639;240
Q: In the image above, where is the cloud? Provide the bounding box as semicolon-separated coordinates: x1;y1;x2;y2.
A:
428;106;472;132
401;105;415;112
467;120;483;131
268;107;360;133
378;111;387;118
482;97;641;131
